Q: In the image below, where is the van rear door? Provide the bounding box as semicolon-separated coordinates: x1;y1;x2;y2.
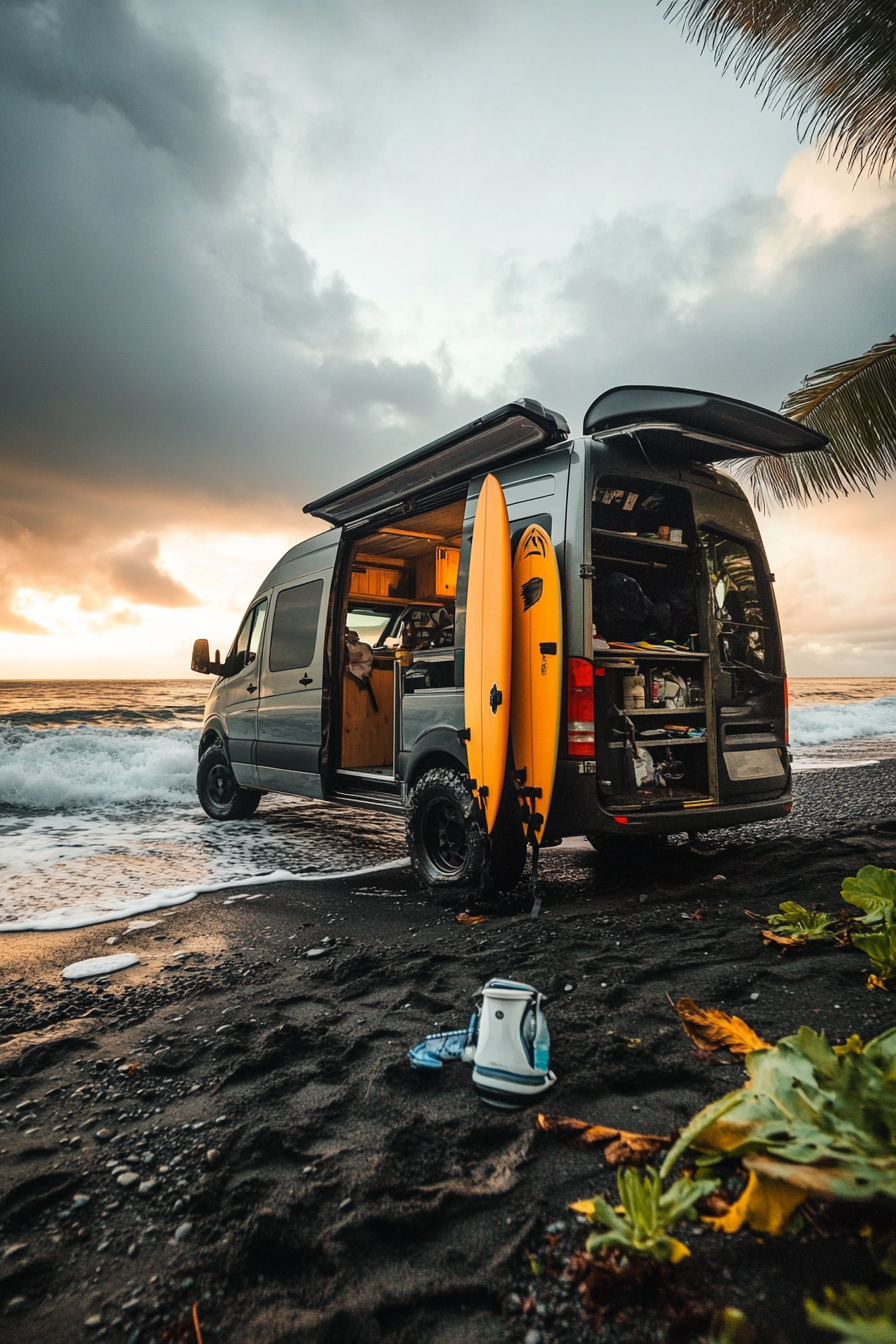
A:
256;552;336;799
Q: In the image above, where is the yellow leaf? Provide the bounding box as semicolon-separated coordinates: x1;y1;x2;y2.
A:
702;1171;806;1236
456;912;488;925
699;1118;756;1153
867;974;890;991
569;1198;595;1215
668;1238;691;1263
674;998;770;1055
833;1034;865;1057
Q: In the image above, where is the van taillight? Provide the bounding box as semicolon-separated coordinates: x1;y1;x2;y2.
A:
783;677;789;745
567;657;595;757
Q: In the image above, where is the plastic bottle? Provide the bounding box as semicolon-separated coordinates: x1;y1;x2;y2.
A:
623;673;646;709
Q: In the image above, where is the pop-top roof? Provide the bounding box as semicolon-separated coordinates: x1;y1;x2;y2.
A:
583;385;828;459
304;399;569;526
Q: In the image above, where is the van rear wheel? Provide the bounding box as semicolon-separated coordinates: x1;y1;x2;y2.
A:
197;746;262;821
406;766;525;897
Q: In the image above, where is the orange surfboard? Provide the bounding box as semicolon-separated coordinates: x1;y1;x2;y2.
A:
464;474;512;833
511;524;562;844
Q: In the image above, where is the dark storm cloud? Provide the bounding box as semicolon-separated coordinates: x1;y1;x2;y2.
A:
0;0;472;630
0;0;247;199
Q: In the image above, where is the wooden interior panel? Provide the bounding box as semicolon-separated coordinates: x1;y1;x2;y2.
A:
341;660;394;769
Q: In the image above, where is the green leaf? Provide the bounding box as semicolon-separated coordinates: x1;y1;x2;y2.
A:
843;867;896;926
661;4;896;183
853;927;896;983
707;1307;757;1344
768;901;838;940
805;1282;896;1343
664;1024;896;1200
581;1166;717;1265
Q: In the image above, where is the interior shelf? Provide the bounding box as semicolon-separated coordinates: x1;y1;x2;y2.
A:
592;527;689;552
616;706;706;716
595;648;709;662
611;737;707;749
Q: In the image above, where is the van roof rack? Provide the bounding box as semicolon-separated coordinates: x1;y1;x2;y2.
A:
305;400;570;526
584;385;828;460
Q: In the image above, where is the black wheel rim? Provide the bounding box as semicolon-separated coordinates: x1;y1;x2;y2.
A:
207;763;236;808
421;796;467;875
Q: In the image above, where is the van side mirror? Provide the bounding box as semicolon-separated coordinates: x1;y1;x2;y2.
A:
191;639;225;676
191;639;210;673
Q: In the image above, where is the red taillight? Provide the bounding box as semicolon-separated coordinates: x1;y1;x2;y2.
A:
567;656;595;757
783;677;789;745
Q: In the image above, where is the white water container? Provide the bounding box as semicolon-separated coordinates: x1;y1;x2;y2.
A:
623;673;646;710
470;978;556;1109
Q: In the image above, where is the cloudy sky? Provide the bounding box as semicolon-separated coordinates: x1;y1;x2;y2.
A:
2;0;895;679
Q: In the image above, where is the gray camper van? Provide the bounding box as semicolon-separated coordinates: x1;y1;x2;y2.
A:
191;386;826;894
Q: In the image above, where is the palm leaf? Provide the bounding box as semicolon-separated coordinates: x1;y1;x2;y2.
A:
732;336;896;508
661;1;896;179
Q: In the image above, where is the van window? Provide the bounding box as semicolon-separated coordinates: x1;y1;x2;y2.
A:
269;579;324;673
231;598;268;674
592;478;699;648
703;532;774;671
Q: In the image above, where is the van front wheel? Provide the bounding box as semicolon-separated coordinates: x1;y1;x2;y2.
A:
406;767;525;897
197;746;262;821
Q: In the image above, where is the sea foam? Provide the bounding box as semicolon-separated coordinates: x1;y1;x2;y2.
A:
789;696;896;748
0;723;198;810
0;859;411;933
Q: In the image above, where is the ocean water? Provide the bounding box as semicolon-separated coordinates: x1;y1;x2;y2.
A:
1;677;894;930
0;680;407;931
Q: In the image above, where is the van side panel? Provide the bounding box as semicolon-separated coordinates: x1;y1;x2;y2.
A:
254;538;340;798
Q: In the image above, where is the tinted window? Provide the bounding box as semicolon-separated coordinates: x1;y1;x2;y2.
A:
231;599;267;675
269;579;324;673
704;533;772;670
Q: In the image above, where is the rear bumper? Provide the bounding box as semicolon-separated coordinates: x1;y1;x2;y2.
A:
548;760;791;837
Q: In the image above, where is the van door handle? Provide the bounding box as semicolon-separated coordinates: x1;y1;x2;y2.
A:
247;683;257;693
299;674;313;686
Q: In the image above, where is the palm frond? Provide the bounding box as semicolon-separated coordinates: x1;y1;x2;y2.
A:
662;1;896;178
733;335;896;508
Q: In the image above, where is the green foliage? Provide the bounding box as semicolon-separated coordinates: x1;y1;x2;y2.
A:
661;1026;896;1200
706;1308;757;1344
661;2;896;179
805;1282;896;1343
843;867;896;926
737;337;896;510
767;901;838;941
582;1166;717;1265
853;927;896;985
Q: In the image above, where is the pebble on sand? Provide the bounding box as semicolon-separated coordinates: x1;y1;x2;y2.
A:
173;1222;193;1242
117;1172;140;1189
62;954;140;981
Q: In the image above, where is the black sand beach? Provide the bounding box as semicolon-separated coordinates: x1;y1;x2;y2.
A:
3;762;896;1344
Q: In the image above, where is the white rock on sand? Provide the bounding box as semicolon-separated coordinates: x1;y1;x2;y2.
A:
61;954;140;981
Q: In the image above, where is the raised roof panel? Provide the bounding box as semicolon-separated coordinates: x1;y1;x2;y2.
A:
304;400;569;526
584;385;828;458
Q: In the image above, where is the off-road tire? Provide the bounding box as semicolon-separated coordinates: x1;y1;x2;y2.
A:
197;745;262;821
406;766;526;897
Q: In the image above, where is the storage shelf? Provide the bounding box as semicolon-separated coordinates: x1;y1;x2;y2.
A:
610;737;707;749
592;528;689;552
595;648;709;662
614;706;706;716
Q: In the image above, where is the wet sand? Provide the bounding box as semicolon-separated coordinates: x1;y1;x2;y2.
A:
3;765;896;1343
